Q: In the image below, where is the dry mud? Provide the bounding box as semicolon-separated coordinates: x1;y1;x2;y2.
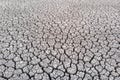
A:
0;0;120;80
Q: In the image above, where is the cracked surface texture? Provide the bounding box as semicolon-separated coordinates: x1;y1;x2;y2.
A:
0;0;120;80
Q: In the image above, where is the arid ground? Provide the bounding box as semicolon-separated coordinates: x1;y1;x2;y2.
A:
0;0;120;80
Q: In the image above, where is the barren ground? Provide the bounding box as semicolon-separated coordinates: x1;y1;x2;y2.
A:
0;0;120;80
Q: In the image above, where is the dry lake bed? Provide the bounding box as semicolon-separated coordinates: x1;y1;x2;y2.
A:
0;0;120;80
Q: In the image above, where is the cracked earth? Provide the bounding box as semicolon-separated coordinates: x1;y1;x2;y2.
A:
0;0;120;80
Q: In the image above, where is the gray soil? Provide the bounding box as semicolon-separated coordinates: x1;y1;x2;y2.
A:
0;0;120;80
